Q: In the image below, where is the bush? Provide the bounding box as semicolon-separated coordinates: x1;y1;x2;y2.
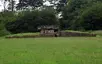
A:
0;12;15;36
0;29;10;36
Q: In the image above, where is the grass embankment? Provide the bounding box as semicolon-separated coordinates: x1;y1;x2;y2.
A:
65;30;102;37
5;33;40;38
91;30;102;36
5;30;97;38
0;37;102;64
62;30;96;37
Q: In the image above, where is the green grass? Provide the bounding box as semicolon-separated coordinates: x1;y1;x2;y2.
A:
0;37;102;64
64;30;89;33
6;32;40;37
65;30;102;36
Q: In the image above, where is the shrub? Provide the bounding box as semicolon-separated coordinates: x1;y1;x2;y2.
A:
0;29;10;36
0;12;15;36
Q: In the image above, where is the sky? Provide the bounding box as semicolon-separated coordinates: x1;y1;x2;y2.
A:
0;0;51;11
0;0;19;11
0;2;4;11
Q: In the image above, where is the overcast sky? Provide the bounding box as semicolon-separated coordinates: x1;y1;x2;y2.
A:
0;2;3;11
0;0;51;11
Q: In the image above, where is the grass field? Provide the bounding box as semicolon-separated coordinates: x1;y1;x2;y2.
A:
0;37;102;64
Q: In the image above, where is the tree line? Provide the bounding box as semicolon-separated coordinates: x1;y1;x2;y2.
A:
0;0;102;36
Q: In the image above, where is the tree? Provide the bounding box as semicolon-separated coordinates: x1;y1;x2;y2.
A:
79;2;102;30
8;0;16;12
0;11;16;36
16;0;43;10
44;0;68;12
61;0;102;30
6;8;58;33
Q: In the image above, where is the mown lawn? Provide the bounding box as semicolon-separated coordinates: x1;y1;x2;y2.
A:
0;37;102;64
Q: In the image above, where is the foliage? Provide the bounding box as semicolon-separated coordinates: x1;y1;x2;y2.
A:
0;29;10;36
60;0;87;30
79;2;102;30
16;0;43;10
0;12;16;36
45;0;68;12
8;0;16;12
61;0;102;30
6;8;58;33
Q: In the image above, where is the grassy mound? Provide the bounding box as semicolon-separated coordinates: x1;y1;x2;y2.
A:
5;33;40;38
61;30;96;37
91;30;102;36
5;30;97;38
64;30;91;33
